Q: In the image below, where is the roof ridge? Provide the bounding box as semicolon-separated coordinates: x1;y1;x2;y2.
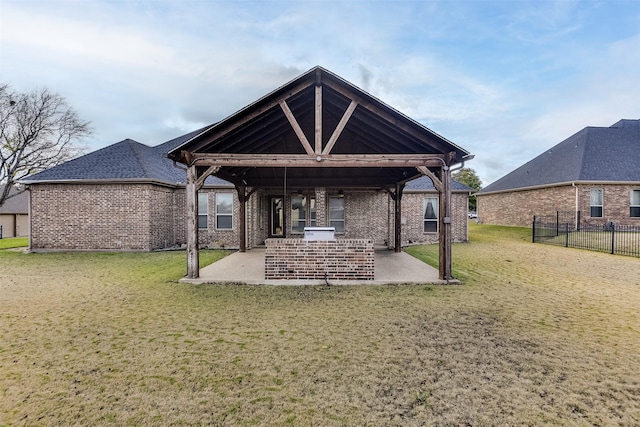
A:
127;140;155;178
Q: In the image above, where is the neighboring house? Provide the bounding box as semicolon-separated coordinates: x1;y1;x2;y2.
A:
476;119;640;227
23;67;472;252
0;185;29;238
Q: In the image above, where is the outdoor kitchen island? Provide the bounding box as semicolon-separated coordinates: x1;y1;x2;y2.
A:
265;227;374;281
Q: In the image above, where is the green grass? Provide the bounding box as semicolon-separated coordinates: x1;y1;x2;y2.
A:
1;227;640;425
0;237;28;249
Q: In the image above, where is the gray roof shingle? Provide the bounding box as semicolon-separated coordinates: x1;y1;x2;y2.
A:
23;126;231;187
478;119;640;194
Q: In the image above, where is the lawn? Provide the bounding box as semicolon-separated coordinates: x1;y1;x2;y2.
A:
0;237;28;250
1;224;639;426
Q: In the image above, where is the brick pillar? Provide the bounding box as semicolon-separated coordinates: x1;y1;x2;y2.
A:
315;187;327;226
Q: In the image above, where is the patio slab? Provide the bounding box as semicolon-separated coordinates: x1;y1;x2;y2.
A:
180;248;456;285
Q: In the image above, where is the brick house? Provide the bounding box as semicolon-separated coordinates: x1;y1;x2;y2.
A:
0;185;29;238
476;119;640;227
24;68;472;260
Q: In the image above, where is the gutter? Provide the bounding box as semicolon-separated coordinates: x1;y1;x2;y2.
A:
19;178;234;189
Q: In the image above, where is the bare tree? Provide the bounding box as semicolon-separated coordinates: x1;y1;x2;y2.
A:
0;84;91;206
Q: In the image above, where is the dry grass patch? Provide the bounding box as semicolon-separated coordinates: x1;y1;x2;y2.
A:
1;226;640;426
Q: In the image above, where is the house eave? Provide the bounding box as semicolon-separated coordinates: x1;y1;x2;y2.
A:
20;178;231;189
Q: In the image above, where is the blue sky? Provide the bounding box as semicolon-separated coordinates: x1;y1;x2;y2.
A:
1;0;638;185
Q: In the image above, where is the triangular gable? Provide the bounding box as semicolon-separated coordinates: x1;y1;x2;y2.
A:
168;66;470;189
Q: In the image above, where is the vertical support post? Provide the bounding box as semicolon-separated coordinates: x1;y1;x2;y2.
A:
315;84;322;154
611;223;615;254
186;165;199;279
439;165;452;281
532;216;536;243
237;184;247;252
394;182;404;253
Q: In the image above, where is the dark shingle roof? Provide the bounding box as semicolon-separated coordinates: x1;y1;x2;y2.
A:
23;126;231;187
405;176;474;192
478;119;640;194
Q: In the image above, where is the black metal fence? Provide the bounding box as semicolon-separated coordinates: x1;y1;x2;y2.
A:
533;214;640;257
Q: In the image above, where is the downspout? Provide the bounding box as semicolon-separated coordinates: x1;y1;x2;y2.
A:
572;182;578;230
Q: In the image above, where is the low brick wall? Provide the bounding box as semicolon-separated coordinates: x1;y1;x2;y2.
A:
265;238;374;280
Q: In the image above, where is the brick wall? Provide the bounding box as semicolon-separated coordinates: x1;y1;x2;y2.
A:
477;186;575;227
477;184;640;227
265;238;374;280
30;183;157;250
29;183;469;251
577;184;640;226
401;192;469;245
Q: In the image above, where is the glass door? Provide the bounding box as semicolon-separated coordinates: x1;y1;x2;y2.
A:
270;197;284;237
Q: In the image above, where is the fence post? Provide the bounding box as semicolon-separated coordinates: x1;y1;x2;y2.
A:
532;216;536;243
0;224;2;239
610;223;615;255
576;211;580;231
556;211;560;236
565;223;569;247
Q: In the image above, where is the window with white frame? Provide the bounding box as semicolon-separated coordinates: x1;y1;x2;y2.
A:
631;190;640;218
424;197;438;233
590;189;603;218
216;193;233;229
329;196;345;233
197;193;208;229
291;195;316;233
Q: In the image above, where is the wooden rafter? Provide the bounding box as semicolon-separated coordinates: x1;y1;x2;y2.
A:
279;100;315;155
322;100;358;155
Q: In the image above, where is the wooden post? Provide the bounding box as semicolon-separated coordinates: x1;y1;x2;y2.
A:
394;182;404;253
237;185;247;252
438;165;453;281
186;165;199;279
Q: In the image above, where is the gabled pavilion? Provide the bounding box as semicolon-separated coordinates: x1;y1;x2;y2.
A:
168;66;472;280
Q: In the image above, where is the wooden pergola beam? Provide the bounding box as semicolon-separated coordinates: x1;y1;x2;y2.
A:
279;100;315;155
189;153;446;168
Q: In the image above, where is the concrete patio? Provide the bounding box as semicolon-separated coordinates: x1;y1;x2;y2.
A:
180;248;455;285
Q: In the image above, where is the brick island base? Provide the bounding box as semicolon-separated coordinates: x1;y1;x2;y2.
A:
265;238;374;281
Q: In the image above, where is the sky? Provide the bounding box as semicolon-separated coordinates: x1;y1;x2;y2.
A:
1;0;639;186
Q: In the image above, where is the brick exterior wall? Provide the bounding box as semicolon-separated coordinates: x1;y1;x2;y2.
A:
29;183;469;251
401;192;469;245
265;238;374;280
477;183;640;227
30;183;158;250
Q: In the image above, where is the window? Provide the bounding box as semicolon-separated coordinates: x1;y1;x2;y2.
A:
631;190;640;218
329;196;345;233
424;197;438;233
216;193;233;229
291;195;316;233
590;189;603;218
197;193;208;229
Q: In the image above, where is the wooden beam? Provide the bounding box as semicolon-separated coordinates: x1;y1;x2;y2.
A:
195;165;220;191
394;182;405;253
186;165;199;279
315;85;322;154
171;80;313;157
191;153;446;168
322;100;357;155
323;79;459;157
279;100;315;155
416;165;444;192
438;165;453;281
